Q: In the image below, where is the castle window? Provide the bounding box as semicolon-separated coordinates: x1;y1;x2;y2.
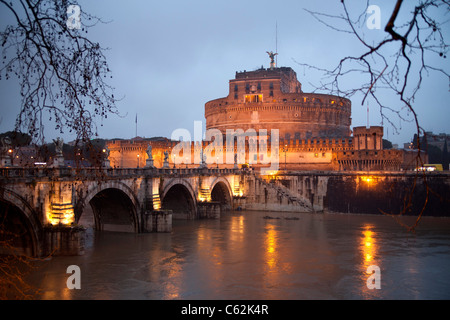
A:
234;84;238;92
269;90;273;97
269;82;274;89
234;93;238;99
257;82;261;91
244;94;263;103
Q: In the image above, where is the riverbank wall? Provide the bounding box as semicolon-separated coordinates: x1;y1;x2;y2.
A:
237;171;450;216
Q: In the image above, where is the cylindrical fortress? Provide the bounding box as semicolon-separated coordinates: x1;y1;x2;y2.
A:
205;67;352;140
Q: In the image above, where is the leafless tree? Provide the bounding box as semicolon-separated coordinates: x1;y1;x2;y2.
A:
298;0;449;230
0;0;118;299
0;0;119;145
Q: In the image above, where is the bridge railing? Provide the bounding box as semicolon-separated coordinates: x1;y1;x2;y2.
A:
0;166;241;179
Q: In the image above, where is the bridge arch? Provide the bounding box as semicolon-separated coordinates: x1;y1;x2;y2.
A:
210;177;233;208
76;181;140;233
0;188;41;257
161;178;197;219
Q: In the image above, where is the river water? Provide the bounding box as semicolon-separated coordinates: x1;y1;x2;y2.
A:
26;211;450;300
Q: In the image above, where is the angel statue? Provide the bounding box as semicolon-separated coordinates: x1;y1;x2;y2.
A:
266;51;278;68
103;146;110;158
53;137;64;156
146;144;153;159
1;136;12;155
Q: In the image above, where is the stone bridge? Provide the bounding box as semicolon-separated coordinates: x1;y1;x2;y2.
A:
3;165;447;258
0;167;243;257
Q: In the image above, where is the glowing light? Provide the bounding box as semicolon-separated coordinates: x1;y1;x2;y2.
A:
47;202;75;225
264;170;278;176
361;176;377;186
232;183;243;197
153;194;161;210
264;224;278;269
361;225;378;267
198;187;211;202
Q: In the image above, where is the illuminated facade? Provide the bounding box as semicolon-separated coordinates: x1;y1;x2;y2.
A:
106;65;406;171
205;67;352;140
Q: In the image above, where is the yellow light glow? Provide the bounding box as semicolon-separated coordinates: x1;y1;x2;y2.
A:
361;226;377;267
153;194;161;210
232;188;243;197
361;176;377;186
198;186;211;202
47;203;75;226
265;224;278;269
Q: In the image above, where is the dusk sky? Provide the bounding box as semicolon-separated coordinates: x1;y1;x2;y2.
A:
0;0;448;146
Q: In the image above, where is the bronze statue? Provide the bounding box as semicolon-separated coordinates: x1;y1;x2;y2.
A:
53;137;64;156
266;51;278;64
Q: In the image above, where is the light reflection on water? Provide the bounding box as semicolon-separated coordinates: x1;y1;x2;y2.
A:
26;211;450;300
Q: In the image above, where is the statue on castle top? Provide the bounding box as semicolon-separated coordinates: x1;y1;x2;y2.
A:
266;51;278;68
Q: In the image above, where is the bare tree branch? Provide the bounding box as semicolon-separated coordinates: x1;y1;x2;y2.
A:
0;0;120;145
299;0;450;231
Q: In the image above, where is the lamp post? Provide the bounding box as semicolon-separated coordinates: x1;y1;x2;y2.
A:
137;154;140;168
283;144;287;170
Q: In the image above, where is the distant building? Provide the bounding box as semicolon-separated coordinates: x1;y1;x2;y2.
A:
424;131;450;151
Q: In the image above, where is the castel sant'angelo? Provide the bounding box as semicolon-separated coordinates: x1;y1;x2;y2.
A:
107;53;414;172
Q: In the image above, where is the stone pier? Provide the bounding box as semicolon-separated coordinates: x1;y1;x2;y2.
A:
142;210;172;233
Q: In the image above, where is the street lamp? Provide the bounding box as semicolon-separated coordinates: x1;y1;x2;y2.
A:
137;154;140;168
282;144;288;170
